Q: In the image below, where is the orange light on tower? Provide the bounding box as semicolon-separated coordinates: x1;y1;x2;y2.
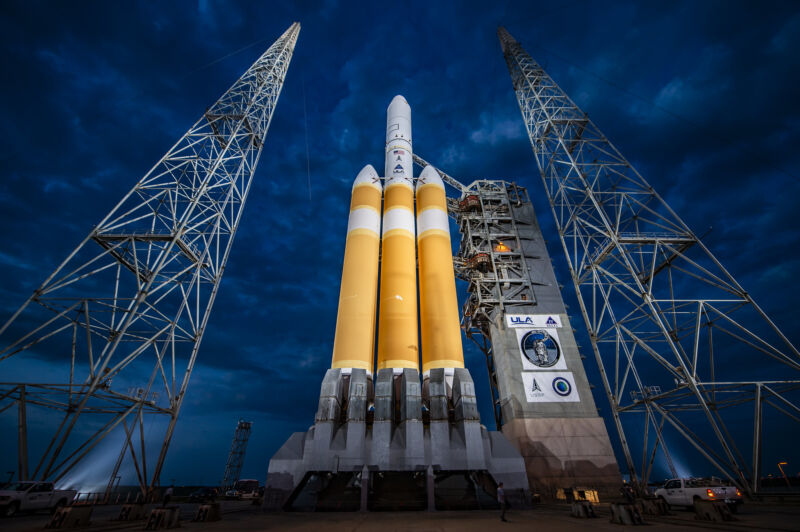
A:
494;241;511;252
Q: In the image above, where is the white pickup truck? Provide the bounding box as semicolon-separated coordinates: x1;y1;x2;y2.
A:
655;478;743;512
0;481;77;517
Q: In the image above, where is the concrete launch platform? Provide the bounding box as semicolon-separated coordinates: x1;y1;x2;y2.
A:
265;367;529;511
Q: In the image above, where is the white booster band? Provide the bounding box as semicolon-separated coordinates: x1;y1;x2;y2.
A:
416;208;450;236
347;207;381;234
382;207;415;236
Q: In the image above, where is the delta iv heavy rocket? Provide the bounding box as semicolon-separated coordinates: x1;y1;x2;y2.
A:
265;96;528;511
331;95;465;379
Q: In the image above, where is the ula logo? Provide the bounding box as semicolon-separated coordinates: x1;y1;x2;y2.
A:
510;316;534;325
546;316;558;326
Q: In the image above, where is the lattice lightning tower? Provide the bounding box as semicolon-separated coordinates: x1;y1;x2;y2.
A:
0;23;300;494
220;419;252;493
498;27;799;495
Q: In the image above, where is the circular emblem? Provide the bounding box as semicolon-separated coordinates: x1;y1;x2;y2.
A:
552;377;572;397
520;329;560;368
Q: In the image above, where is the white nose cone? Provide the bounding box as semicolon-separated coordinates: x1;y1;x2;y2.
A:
354;164;381;189
386;95;411;146
385;95;413;186
416;165;443;190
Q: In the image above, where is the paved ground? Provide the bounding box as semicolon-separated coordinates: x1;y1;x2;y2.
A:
2;501;800;531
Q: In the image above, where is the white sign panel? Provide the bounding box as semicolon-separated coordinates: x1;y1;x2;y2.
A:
522;371;581;403
515;327;568;371
506;314;562;328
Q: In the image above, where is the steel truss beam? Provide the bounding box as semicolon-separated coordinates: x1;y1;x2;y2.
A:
498;27;799;495
0;23;300;494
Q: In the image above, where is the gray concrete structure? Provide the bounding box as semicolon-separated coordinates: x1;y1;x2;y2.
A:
455;180;621;499
264;367;529;511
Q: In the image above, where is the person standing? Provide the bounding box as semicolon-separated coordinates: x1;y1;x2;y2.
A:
497;482;508;522
163;485;174;507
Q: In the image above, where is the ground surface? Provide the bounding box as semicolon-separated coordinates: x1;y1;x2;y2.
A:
2;500;800;531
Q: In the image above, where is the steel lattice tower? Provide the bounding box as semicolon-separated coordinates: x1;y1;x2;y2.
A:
220;419;252;493
0;22;300;494
498;27;799;494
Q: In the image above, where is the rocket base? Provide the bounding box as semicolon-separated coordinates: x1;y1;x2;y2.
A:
264;367;530;511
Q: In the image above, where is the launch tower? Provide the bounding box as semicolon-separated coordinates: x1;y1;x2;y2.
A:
0;23;299;495
498;27;799;496
451;178;621;499
221;420;253;493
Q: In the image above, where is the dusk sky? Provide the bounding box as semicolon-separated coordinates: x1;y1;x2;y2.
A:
1;0;799;487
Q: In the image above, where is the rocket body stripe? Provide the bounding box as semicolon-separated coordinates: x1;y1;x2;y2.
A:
377;95;419;371
350;183;381;210
331;165;382;374
382;208;415;235
416;165;464;372
416;208;450;236
384;182;414;204
347;207;380;234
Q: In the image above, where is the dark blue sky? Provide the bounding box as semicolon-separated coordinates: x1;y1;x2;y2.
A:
1;0;799;487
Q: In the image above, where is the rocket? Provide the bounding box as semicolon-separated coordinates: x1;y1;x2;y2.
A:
330;164;382;374
416;165;464;374
376;95;418;372
330;95;464;377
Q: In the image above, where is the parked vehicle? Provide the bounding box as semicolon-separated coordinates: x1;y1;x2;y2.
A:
0;481;77;517
226;479;259;499
188;487;218;503
655;478;743;513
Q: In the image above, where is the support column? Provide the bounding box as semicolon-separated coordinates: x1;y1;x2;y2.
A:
360;465;369;512
18;385;28;480
427;465;435;511
752;384;762;495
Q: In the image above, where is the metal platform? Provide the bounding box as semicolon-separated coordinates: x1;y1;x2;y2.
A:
264;368;529;511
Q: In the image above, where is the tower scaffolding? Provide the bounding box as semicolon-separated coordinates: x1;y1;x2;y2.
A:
0;23;300;495
498;27;800;495
414;155;622;498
